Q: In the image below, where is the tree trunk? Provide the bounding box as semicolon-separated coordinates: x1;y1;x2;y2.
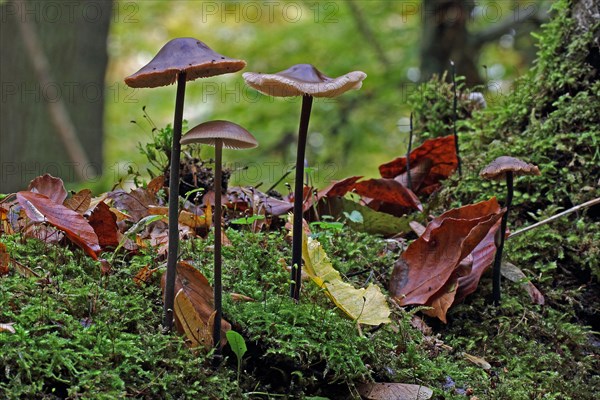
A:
0;0;111;192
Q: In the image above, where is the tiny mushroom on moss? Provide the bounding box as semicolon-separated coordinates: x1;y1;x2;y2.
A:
125;38;246;331
181;120;258;350
480;156;540;305
243;64;366;301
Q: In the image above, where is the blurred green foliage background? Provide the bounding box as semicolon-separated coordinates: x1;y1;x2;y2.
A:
104;0;543;191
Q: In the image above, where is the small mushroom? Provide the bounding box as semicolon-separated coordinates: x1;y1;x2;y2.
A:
125;38;245;331
181;120;258;349
480;156;540;305
243;64;366;301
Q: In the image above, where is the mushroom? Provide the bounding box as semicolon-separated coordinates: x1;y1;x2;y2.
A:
125;38;246;331
181;120;258;349
480;156;540;305
243;64;366;301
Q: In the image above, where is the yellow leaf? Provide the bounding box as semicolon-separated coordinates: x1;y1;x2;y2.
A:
174;289;213;349
302;235;391;326
148;205;211;228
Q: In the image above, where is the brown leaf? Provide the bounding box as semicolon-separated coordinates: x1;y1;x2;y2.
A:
353;178;423;213
174;289;214;349
390;198;504;318
501;262;545;305
27;174;68;204
107;188;155;222
16;191;100;259
0;242;10;276
88;202;119;249
230;293;255;302
147;175;165;196
63;189;92;214
357;382;433;400
161;261;231;344
379;135;458;195
134;264;157;286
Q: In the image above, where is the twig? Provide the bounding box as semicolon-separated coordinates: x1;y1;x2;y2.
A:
14;0;94;180
509;197;600;239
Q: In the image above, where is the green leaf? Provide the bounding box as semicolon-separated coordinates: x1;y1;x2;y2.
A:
226;330;247;361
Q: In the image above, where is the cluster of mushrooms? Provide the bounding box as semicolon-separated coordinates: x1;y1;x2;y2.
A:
124;37;539;350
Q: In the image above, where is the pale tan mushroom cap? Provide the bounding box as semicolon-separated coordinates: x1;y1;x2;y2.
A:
243;64;366;98
125;38;246;88
480;156;540;180
181;120;258;150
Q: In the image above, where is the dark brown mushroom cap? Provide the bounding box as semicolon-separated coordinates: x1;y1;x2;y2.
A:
243;64;366;98
480;156;540;180
124;38;246;88
181;120;258;150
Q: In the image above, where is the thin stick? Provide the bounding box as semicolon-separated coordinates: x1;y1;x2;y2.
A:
450;61;462;176
406;112;414;190
163;71;187;331
291;95;314;301
509;197;600;239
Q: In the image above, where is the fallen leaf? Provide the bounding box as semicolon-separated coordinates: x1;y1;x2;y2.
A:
133;264;158;286
501;262;545;305
174;288;214;349
161;261;231;345
463;353;492;370
357;382;433;400
147;175;165;196
88;202;119;249
63;189;92;214
230;293;255;302
148;205;210;229
379;135;458;195
107;188;155;222
390;198;504;321
353;178;423;213
303;234;391;326
0;323;16;334
12;259;40;277
16;191;100;259
28;174;68;204
0;242;10;275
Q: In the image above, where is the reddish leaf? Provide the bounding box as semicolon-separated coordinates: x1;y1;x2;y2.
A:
147;175;165;196
27;174;68;204
317;176;362;198
107;188;155;222
379;135;458;194
353;178;423;213
88;202;119;249
161;262;231;345
16;191;100;259
390;198;504;311
63;189;92;214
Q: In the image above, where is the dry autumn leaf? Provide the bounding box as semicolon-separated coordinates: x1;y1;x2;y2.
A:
501;262;545;305
379;135;458;195
161;262;231;345
28;174;68;204
0;242;10;276
389;198;504;322
88;202;119;249
63;189;92;214
303;234;391;326
133;264;158;286
16;191;100;259
357;382;433;400
174;288;214;349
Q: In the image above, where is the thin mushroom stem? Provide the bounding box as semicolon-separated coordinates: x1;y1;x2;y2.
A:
492;171;513;306
291;94;314;301
163;71;187;331
213;139;223;354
